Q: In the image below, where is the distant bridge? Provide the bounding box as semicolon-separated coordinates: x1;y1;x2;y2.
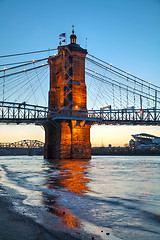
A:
0;139;44;156
0;139;44;148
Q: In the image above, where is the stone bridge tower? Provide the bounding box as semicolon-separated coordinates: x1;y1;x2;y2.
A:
44;28;91;159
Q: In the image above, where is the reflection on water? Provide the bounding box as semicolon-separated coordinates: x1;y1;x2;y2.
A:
44;194;81;228
43;159;91;228
1;156;160;240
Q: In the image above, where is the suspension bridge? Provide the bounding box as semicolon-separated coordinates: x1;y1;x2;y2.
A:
0;28;160;158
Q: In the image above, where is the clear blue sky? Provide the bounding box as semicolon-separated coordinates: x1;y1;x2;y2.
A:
0;0;160;146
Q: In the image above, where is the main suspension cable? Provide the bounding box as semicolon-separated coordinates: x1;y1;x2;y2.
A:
86;70;157;103
0;58;48;72
0;63;48;79
88;53;160;91
86;68;160;102
0;48;57;58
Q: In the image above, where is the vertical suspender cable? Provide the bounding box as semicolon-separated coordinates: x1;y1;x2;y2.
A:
155;89;157;120
112;80;115;109
33;63;47;105
119;85;122;108
126;76;129;108
148;83;151;108
133;78;136;108
3;70;6;102
140;95;142;110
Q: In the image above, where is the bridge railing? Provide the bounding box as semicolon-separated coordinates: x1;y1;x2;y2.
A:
1;101;160;125
0;101;58;123
47;108;160;124
88;108;160;124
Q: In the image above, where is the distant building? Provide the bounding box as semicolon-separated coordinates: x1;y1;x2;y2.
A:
129;133;160;149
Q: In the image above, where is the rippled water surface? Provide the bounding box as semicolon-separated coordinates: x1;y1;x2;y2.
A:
0;156;160;239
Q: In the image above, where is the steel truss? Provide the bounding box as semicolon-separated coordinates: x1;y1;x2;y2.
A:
0;101;57;123
1;101;160;125
88;108;160;125
0;139;44;148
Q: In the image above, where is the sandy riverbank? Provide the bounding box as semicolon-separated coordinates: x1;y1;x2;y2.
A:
0;194;104;240
0;195;95;240
0;197;77;240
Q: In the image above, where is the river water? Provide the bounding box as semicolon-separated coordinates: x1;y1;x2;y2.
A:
0;155;160;240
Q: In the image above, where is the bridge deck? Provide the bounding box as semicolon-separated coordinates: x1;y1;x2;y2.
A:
0;101;160;125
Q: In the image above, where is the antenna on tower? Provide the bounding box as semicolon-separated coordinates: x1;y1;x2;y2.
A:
72;25;75;34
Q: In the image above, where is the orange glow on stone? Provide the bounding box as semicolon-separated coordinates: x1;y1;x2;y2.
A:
46;37;91;159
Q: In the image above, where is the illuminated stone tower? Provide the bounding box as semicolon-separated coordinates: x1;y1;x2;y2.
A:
44;27;91;159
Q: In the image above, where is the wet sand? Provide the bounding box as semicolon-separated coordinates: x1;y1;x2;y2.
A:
0;196;101;240
0;197;75;240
